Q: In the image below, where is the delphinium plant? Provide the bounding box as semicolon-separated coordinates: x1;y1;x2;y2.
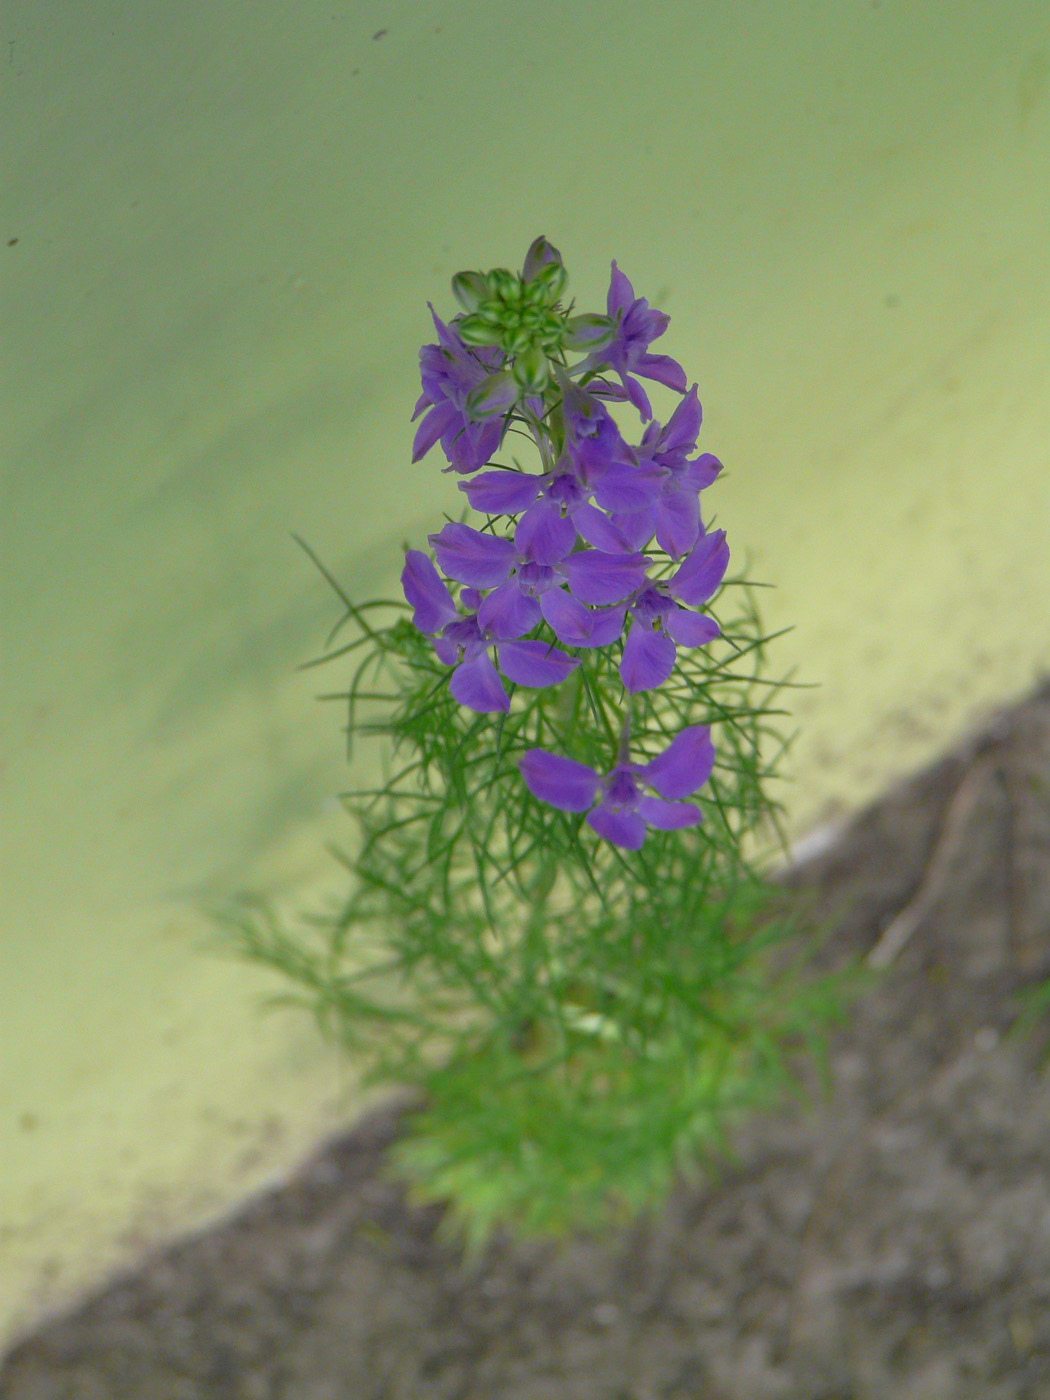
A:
224;237;844;1248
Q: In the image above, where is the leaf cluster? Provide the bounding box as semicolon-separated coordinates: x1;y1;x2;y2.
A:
217;553;847;1246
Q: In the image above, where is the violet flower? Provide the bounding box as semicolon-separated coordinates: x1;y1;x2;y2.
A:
609;386;723;558
519;725;716;850
619;529;730;692
411;307;506;474
558;373;639;485
458;463;657;562
428;521;649;649
401;550;579;713
573;262;688;421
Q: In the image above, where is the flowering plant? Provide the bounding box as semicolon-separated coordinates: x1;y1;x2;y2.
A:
224;238;843;1246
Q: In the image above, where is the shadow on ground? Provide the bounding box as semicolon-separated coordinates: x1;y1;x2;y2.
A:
3;682;1050;1400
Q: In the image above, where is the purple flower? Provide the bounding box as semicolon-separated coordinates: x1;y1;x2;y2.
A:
667;527;730;606
411;307;506;474
558;372;639;484
459;464;654;562
610;387;723;558
574;263;688;421
462;472;578;565
617;529;729;692
518;725;715;850
428;521;649;648
401;550;579;713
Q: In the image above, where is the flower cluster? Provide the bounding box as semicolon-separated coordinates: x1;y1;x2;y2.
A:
401;237;729;848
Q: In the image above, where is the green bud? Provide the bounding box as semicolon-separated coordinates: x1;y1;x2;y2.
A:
466;369;520;418
450;270;488;313
521;235;563;283
477;300;505;326
456;313;504;347
529;258;568;304
512;343;550;394
562;313;617;353
486;267;518;302
504;326;533;355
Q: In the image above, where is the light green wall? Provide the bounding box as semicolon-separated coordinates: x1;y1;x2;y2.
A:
2;0;1048;1346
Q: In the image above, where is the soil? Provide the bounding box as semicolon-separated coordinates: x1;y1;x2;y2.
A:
4;680;1050;1400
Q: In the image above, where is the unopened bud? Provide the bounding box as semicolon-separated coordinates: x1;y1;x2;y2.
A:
504;326;532;355
485;267;518;302
512;343;551;394
521;235;563;283
451;270;488;313
457;313;504;347
529;258;568;304
466;370;519;419
562;313;616;353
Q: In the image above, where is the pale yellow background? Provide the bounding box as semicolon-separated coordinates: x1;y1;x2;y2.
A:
2;0;1048;1349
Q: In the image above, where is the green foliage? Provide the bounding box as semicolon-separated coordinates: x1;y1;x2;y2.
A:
217;557;849;1245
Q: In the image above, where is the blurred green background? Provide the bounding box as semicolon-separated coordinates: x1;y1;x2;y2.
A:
2;0;1048;1347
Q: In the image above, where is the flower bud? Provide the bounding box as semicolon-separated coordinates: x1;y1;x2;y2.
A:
529;258;568;304
466;370;520;418
521;235;563;283
539;310;567;347
512;343;551;394
456;313;504;347
477;301;505;326
451;270;488;313
504;326;533;355
562;313;617;353
486;267;519;302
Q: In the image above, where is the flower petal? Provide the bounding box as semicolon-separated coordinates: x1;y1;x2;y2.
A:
434;632;460;665
654;488;700;560
429;522;517;588
641;725;715;800
575;605;626;649
497;639;580;688
587;802;646;849
539;587;595;646
518;749;600;812
668;529;729;606
590;461;664;513
449;652;509;713
460;470;544;515
401;550;458;634
477;579;541;638
561;549;649;605
637;351;688;394
514;499;577;564
637;796;702;830
411;400;458;464
572;503;638;553
444;419;503;475
605;509;656;552
686;451;722;491
656;385;702;459
619;372;653;422
620;620;677;693
664;605;720;647
606;260;636;318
